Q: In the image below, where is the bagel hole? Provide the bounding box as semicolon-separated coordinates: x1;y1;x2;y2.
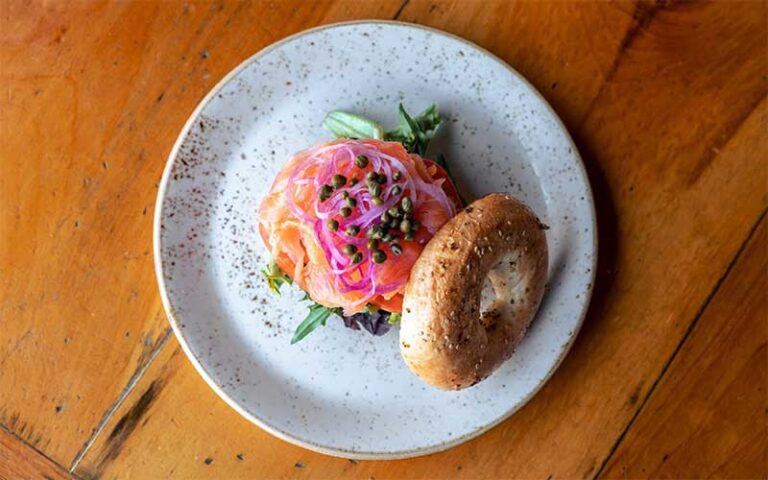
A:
479;277;498;328
479;253;521;328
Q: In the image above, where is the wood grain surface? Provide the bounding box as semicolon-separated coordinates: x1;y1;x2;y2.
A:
602;217;767;479
1;1;766;478
0;427;72;480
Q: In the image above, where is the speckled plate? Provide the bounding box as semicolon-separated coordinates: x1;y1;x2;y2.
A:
155;21;596;459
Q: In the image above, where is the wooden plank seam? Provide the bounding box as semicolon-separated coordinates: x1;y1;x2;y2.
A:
0;423;80;480
67;328;172;473
593;206;768;479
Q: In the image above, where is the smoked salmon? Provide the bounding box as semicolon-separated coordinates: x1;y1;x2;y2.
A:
258;139;459;314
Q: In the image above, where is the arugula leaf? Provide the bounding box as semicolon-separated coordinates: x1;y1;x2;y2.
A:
291;302;342;344
413;103;441;133
385;103;442;156
261;259;292;295
323;111;384;140
386;104;416;146
259;260;342;343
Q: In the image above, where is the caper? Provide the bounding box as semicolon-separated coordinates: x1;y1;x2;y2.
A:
387;206;401;218
399;219;412;233
351;252;363;264
411;220;421;231
355;155;369;168
340;207;352;217
343;244;358;255
332;174;347;188
404;231;415;241
382;232;394;243
366;171;378;182
366;238;379;250
345;197;357;208
340;191;350;200
367;225;384;239
319;185;333;201
371;196;384;206
349;177;359;186
380;212;391;224
390;243;403;256
345;225;360;236
326;219;339;231
401;196;413;212
369;183;382;197
376;173;387;184
391;185;402;196
393;171;402;181
372;250;387;264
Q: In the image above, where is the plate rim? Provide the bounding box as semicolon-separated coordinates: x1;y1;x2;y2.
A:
153;19;598;460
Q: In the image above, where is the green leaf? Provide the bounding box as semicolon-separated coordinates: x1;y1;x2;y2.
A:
414;105;441;148
387;312;402;325
385;103;442;156
261;259;292;295
323;111;384;140
384;104;415;151
398;103;419;137
290;302;342;344
414;103;441;133
364;303;380;314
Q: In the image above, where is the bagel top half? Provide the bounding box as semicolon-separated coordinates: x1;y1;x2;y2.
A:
399;193;548;390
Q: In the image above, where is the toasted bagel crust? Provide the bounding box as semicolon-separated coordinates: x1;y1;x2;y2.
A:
400;193;548;390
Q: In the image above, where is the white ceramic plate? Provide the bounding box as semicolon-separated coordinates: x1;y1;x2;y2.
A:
155;21;596;459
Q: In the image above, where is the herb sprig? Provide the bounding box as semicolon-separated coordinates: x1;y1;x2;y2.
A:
323;103;442;156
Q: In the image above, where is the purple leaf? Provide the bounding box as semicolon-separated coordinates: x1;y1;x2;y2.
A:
342;310;392;336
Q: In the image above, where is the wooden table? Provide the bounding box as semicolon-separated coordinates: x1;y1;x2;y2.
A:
2;1;766;478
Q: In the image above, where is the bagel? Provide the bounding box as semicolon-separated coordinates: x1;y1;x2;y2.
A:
400;193;548;390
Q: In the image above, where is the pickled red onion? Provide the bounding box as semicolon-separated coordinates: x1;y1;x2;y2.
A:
260;139;458;313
